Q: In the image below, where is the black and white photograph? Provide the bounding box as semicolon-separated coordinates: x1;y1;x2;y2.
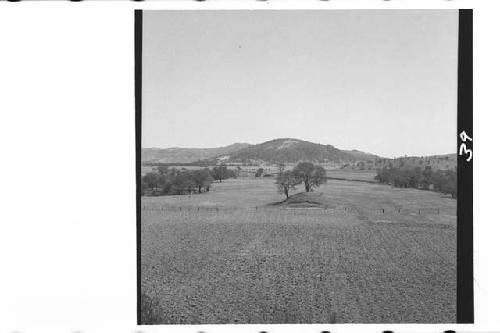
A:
138;9;468;324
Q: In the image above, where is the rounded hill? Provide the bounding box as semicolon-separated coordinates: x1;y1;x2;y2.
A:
217;138;358;164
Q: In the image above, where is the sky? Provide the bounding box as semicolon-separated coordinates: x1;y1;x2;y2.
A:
142;10;458;158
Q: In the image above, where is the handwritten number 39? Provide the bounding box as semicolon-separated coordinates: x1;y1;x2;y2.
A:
459;130;472;162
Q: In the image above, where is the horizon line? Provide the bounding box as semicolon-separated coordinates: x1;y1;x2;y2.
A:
141;139;455;159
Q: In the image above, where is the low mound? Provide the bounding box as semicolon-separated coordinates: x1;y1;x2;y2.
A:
273;192;331;208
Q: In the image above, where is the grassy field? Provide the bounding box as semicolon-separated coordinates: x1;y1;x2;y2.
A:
326;169;378;182
141;178;456;323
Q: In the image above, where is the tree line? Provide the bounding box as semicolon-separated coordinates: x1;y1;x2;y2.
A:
275;162;327;199
141;165;238;196
375;165;456;198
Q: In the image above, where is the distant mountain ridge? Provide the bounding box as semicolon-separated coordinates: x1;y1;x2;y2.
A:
142;143;251;163
142;138;456;170
142;138;379;164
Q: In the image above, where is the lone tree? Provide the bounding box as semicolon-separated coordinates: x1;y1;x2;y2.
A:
292;162;327;192
276;170;301;199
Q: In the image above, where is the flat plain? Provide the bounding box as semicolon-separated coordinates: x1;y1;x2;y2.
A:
141;177;456;323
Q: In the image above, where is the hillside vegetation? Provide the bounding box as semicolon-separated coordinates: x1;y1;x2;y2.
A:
212;138;373;164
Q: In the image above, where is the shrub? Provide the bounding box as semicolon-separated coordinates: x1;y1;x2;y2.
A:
375;166;456;198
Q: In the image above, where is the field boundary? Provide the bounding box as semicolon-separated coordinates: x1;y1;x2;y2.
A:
140;205;450;217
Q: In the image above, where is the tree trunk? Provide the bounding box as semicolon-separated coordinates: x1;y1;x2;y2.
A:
284;188;289;199
198;185;202;193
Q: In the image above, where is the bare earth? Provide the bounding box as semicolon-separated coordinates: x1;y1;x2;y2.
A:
141;177;456;323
